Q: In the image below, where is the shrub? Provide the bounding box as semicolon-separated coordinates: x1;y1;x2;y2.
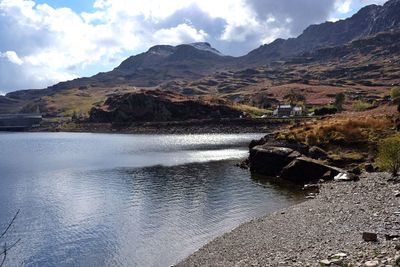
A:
352;101;375;112
391;86;400;100
334;93;345;111
377;135;400;176
314;106;337;116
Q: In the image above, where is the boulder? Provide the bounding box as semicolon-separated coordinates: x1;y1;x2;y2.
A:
362;232;378;242
249;145;300;177
308;146;328;160
365;163;375;173
350;166;362;175
280;157;345;184
249;137;267;149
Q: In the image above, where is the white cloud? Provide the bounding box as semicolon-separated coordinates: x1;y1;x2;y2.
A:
335;0;353;13
153;24;208;45
0;51;24;65
0;0;391;92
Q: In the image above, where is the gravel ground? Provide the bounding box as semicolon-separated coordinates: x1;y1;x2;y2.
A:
177;173;400;267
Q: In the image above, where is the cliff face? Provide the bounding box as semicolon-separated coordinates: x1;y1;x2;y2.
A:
89;90;242;123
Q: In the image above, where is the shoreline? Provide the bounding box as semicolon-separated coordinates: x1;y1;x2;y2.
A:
27;118;295;135
176;172;400;266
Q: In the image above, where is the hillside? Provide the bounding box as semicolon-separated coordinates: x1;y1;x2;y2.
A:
47;42;236;91
1;0;400;121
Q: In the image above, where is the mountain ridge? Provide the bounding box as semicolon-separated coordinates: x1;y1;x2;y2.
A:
2;0;400;116
38;0;400;92
242;0;400;65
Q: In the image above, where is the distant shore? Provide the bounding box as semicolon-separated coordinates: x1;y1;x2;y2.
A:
177;172;400;266
29;117;298;134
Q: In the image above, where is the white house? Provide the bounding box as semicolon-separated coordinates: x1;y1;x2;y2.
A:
273;105;303;117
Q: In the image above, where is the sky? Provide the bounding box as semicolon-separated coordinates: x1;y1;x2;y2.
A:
0;0;388;93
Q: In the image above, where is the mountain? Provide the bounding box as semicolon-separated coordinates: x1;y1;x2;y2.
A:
243;0;400;64
49;42;234;91
2;0;400;117
40;0;400;92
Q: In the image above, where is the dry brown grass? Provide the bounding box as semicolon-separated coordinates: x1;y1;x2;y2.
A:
278;116;393;146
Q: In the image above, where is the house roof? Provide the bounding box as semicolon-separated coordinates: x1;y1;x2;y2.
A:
278;105;292;109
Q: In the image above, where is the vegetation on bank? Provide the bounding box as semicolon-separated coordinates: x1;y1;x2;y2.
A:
352;100;376;112
276;115;395;168
278;116;392;146
377;134;400;176
233;103;270;117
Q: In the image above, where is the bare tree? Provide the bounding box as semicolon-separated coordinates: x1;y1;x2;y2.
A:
0;210;21;267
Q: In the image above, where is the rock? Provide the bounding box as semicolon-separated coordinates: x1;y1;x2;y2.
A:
385;234;400;240
322;171;332;181
395;191;400;197
331;253;347;259
351;166;362;175
303;184;320;193
334;172;357;182
280;157;345;184
308;146;328;160
363;232;378;242
237;159;249;169
249;145;300;177
319;259;331;266
395;255;400;266
89;90;242;123
249;137;267;149
330;258;343;264
365;163;375;173
364;260;379;267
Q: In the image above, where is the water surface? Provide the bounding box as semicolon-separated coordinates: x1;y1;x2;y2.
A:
0;132;304;266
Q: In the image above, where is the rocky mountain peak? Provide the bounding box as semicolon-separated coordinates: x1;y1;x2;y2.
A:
243;0;400;64
147;45;176;56
187;42;224;56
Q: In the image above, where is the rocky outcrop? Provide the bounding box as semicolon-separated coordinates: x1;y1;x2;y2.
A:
308;146;328;160
249;145;301;177
248;138;352;184
280;157;344;183
89;90;242;123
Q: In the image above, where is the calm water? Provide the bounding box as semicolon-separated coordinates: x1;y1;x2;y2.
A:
0;132;304;267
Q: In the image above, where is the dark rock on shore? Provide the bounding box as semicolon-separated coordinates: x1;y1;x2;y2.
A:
365;163;375;173
249;145;300;177
248;136;352;184
280;157;343;184
249;135;309;154
308;146;328;160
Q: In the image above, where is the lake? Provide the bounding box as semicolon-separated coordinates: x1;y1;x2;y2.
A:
0;132;304;266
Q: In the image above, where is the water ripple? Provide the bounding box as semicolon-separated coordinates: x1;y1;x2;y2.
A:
0;133;304;267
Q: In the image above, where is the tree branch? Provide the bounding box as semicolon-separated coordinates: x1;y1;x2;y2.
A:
0;209;20;240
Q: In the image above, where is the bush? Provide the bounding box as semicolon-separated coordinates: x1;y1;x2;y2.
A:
391;86;400;100
352;101;375;112
334;93;345;111
377;135;400;176
314;106;337;116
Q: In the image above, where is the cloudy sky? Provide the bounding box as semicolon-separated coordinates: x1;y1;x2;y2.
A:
0;0;388;93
